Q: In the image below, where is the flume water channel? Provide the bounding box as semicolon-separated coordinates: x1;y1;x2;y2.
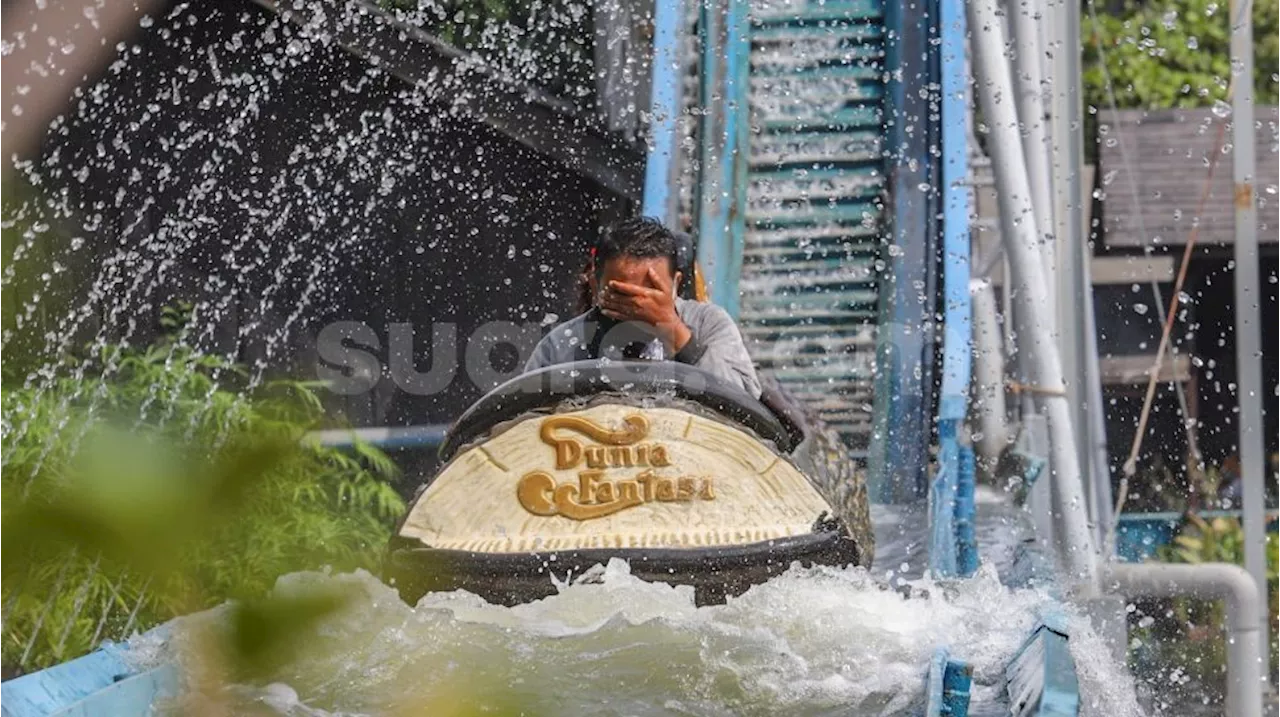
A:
129;489;1141;716
3;0;1229;714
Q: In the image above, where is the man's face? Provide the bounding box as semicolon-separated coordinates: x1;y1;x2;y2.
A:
590;256;676;306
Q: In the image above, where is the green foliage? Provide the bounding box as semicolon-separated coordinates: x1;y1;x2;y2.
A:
1084;0;1280;110
1138;513;1280;689
1;179;98;386
379;0;595;103
2;340;405;675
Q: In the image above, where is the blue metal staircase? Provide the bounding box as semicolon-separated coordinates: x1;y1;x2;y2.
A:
739;0;887;454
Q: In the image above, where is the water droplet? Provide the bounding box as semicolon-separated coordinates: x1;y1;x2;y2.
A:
1211;100;1232;118
1133;303;1149;315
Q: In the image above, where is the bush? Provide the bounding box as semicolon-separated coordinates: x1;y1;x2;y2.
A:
1132;513;1279;694
1;338;405;675
1084;0;1279;111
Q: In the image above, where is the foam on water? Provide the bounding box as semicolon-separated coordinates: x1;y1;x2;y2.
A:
151;555;1140;717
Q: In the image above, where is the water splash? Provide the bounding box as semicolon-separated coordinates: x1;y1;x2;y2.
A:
146;557;1140;717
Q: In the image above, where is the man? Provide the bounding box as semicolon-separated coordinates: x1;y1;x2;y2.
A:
525;217;762;398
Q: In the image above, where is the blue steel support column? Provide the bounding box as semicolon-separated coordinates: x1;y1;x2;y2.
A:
940;0;975;572
927;0;974;577
696;0;749;317
868;0;942;501
641;0;685;225
956;446;978;575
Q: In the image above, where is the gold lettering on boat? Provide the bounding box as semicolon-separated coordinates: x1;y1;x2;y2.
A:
516;413;713;520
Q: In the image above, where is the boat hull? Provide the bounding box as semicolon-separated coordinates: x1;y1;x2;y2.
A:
387;527;861;606
385;362;874;606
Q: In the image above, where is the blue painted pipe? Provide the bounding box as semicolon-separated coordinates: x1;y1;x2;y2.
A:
868;0;941;503
926;0;975;576
925;646;973;717
929;435;960;578
956;445;978;576
696;0;748;318
641;0;684;224
938;0;972;424
305;424;449;450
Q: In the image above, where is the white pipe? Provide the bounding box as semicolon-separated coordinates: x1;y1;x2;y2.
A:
968;0;1098;589
1101;563;1265;717
1081;247;1114;545
1045;0;1097;548
969;279;1009;468
1005;0;1056;309
1230;0;1272;683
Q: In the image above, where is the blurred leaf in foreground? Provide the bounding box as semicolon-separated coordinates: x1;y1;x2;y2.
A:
1;336;405;675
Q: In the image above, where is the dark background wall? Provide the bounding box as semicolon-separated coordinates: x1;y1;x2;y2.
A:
1185;254;1279;470
24;0;632;434
1092;251;1278;508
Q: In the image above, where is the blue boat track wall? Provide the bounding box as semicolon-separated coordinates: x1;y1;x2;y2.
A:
925;647;973;717
928;0;977;580
642;0;686;225
695;0;750;317
868;0;944;503
1;629;178;717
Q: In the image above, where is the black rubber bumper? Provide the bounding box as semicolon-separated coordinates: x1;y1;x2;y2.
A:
385;528;863;607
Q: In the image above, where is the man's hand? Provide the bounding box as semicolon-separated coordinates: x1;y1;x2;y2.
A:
599;267;692;353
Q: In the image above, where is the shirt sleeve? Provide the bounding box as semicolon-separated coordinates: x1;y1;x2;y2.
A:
682;304;762;399
524;333;558;373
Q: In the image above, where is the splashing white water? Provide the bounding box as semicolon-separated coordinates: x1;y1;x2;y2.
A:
149;557;1140;717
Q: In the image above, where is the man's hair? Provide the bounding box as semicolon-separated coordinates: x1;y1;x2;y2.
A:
593;217;677;276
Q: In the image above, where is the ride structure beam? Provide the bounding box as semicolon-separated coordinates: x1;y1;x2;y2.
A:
253;0;645;201
927;0;976;578
641;0;686;224
1229;0;1272;683
868;0;942;502
967;0;1098;588
696;0;750;316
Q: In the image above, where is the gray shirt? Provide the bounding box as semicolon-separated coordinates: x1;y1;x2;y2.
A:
524;298;763;398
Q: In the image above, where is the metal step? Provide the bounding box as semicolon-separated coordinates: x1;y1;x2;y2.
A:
756;106;883;133
752;0;883;24
744;224;881;247
748;168;884;203
750;130;882;166
738;1;887;447
748;200;881;227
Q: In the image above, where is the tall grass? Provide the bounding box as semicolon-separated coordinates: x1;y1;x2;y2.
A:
1;335;405;675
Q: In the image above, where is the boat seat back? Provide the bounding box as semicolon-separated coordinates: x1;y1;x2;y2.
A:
439;360;796;461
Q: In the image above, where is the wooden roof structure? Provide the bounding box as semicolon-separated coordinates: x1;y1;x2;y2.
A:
1097;107;1279;248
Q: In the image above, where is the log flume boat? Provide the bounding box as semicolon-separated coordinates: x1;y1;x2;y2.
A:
386;360;874;606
